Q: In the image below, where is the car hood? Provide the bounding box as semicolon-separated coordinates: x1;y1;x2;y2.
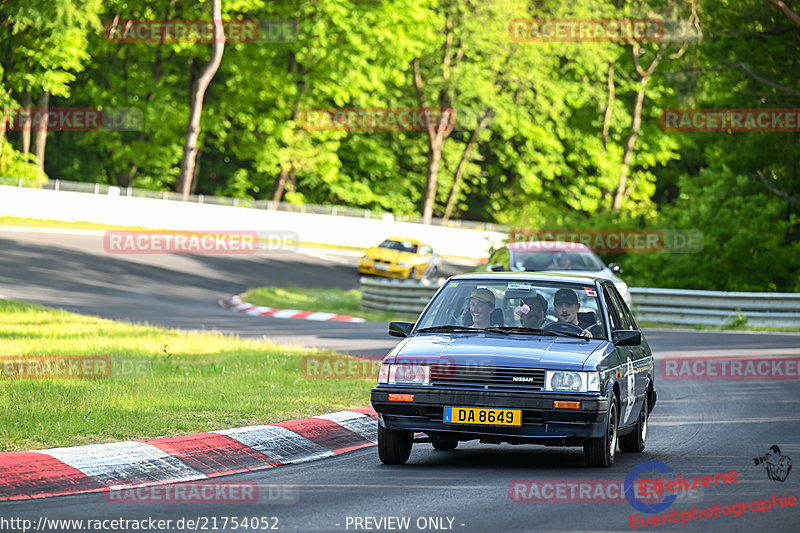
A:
386;333;604;371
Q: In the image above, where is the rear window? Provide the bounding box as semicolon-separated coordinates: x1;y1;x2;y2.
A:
511;251;604;271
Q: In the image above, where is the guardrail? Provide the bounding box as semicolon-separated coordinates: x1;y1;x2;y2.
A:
0;177;506;232
360;277;443;315
629;287;800;328
360;279;800;328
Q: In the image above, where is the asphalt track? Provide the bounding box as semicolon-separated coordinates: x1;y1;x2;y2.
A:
2;228;800;532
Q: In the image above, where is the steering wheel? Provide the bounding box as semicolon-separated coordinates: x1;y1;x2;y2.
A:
586;320;604;337
543;321;586;335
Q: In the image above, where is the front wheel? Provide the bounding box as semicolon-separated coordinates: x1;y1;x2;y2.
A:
619;393;648;453
378;424;413;464
584;397;618;467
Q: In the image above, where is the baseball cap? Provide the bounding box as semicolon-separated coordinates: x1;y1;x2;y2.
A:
469;288;496;306
554;288;579;305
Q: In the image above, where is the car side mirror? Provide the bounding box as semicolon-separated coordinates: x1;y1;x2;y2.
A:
613;330;641;346
490;263;505;272
608;263;622;274
389;321;415;338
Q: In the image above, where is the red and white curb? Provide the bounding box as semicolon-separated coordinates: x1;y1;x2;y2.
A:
0;406;378;501
221;295;366;323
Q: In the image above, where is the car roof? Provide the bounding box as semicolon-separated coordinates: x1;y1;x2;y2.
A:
383;236;423;245
508;241;591;253
451;271;608;284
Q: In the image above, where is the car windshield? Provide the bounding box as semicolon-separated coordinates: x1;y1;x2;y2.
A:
379;239;418;254
415;279;607;340
511;251;605;272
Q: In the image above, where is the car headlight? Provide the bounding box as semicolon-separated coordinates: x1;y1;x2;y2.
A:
545;370;600;392
362;255;371;261
377;363;430;385
397;262;410;267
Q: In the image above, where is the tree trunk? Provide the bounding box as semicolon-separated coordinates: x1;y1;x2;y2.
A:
33;90;49;172
271;165;295;208
177;0;225;200
443;109;492;222
612;46;662;210
21;90;31;156
612;79;648;210
602;64;615;151
413;57;453;224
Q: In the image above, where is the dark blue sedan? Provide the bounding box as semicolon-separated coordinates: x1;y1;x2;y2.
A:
370;273;656;467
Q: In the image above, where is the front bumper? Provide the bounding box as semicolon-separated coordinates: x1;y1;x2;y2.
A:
358;263;412;278
371;387;610;441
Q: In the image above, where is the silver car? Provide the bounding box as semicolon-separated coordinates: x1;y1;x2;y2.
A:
487;241;632;307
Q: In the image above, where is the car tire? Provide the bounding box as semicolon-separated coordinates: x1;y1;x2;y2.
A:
584;396;618;468
430;434;458;451
619;393;647;453
378;424;413;465
407;267;417;280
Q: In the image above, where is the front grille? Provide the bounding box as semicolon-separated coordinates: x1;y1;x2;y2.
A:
429;364;546;390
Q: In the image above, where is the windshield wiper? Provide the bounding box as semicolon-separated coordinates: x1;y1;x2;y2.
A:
545;330;592;341
483;326;556;336
416;325;485;334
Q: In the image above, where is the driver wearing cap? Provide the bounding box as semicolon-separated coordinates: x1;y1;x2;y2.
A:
464;288;502;329
553;288;593;338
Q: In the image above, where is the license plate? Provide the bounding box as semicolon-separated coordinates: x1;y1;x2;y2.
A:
443;406;522;427
374;263;389;270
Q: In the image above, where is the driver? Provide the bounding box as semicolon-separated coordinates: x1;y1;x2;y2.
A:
553;288;593;338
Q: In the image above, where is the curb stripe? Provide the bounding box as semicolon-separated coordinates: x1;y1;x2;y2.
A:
0;452;105;501
225;295;366;323
214;425;333;465
274;418;373;455
39;442;207;487
0;407;379;501
316;412;378;444
142;433;277;477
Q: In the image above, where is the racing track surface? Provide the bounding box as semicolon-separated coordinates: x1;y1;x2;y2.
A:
2;228;800;532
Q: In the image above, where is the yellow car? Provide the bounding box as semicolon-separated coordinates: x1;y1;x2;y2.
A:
358;237;440;280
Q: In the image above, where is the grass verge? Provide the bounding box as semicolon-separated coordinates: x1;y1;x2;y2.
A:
241;286;419;324
637;321;800;333
0;299;376;451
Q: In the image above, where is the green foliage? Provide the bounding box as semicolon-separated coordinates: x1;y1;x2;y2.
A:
1;0;798;291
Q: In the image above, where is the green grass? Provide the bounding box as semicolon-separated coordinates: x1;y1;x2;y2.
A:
241;286;419;324
0;216;158;232
637;321;800;333
0;299;377;451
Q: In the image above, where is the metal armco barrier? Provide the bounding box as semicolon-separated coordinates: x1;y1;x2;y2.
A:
360;277;443;315
630;288;800;327
360;278;800;328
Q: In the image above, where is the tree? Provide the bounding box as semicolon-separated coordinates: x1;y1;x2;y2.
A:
176;0;225;199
